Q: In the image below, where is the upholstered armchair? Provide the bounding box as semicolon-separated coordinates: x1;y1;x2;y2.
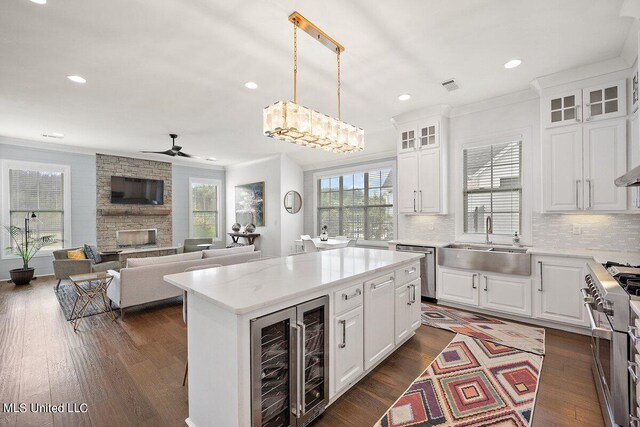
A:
183;238;213;253
52;247;120;290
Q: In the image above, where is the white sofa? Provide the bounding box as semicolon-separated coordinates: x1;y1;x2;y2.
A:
107;245;261;318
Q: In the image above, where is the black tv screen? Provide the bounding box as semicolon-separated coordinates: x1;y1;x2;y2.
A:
111;176;164;205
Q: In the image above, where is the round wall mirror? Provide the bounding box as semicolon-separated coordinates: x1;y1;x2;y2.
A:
283;191;302;214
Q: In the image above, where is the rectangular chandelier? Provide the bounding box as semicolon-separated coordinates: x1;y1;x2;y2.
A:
264;101;364;153
263;12;364;153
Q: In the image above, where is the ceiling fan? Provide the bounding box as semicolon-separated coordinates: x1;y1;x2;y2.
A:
141;134;198;158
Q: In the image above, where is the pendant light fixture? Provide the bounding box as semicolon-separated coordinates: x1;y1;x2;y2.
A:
263;12;364;153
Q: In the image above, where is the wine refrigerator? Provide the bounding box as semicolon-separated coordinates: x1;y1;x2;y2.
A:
250;296;329;427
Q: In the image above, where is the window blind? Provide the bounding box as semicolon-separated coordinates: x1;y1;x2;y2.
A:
9;168;65;249
317;167;393;241
191;181;219;238
463;141;522;235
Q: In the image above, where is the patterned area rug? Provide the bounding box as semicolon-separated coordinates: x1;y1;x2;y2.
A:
421;303;545;355
374;334;543;427
54;282;119;321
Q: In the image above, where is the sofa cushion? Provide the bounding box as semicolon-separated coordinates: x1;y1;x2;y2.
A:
67;249;87;260
126;251;203;268
202;245;255;258
83;244;102;264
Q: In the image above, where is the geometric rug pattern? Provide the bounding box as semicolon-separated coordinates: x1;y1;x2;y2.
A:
421;303;546;355
374;334;543;427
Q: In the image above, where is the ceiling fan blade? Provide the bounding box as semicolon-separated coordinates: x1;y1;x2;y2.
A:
141;150;176;156
176;151;199;158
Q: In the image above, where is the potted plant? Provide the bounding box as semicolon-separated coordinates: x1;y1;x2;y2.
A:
4;220;56;285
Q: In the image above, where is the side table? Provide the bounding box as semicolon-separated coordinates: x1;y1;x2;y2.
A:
68;272;116;332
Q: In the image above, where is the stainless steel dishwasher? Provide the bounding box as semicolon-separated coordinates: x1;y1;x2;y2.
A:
395;245;436;302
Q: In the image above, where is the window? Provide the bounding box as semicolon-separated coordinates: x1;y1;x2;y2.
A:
3;161;70;253
463;140;522;235
190;178;220;239
317;167;394;241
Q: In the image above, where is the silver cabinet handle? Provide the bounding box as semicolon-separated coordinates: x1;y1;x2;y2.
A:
371;277;394;290
405;267;417;275
586;179;592;209
471;274;477;289
576;180;581;209
290;322;302;417
585;303;612;340
413;191;417;212
483;276;488;292
407;285;412;306
419;190;423;212
297;320;306;415
629;325;639;345
538;261;543;292
339;319;347;348
412;284;417;303
342;289;362;300
580;287;594;304
629;361;639;384
407;284;416;305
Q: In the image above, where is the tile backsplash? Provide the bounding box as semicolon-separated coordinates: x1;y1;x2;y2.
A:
400;213;640;252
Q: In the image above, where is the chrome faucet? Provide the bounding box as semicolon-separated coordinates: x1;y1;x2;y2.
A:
485;216;493;245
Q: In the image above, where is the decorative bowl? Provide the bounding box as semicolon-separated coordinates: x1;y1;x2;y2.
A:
245;223;256;233
231;222;242;232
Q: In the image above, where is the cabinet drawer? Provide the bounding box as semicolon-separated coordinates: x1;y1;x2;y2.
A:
396;262;420;287
334;283;363;315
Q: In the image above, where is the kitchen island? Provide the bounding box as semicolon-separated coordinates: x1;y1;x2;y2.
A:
164;247;423;427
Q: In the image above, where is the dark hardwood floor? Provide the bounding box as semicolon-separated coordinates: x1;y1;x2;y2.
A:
0;278;603;426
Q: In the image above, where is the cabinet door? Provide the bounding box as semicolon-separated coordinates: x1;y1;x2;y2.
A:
437;267;479;306
629;112;640;210
532;257;588;327
418;149;441;213
408;279;422;331
544;90;582;128
364;274;395;370
398;152;419;213
398;123;417;152
583;119;627;211
542;125;583;211
334;306;364;394
480;274;531;317
394;285;410;344
418;121;439;149
583;80;626;122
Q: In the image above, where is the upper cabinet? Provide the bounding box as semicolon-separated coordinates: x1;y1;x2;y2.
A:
395;116;448;214
543;80;626;128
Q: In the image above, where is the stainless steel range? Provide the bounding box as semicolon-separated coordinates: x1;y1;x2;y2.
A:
583;261;639;427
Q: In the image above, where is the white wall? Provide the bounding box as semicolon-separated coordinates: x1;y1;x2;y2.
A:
0;138;96;279
172;164;226;249
226;156;282;257
280;155;304;256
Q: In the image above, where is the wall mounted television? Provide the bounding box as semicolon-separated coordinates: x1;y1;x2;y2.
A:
111;176;164;205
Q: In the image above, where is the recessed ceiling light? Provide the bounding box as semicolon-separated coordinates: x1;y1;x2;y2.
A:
398;94;411;101
42;132;64;139
67;75;86;84
30;0;47;4
504;59;522;69
206;157;217;161
244;81;258;90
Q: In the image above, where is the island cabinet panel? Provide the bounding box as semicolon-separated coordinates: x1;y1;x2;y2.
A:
395;278;421;345
333;306;364;394
364;273;396;370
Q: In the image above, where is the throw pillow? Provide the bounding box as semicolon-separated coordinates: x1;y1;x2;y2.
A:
67;249;87;260
83;244;102;264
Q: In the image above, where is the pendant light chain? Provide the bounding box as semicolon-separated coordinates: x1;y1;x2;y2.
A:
337;50;341;120
293;23;298;103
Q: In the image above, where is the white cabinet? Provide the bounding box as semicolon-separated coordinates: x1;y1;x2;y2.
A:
480;274;532;317
532;256;588;327
542;119;627;212
396;116;448;214
543;80;626;128
437;267;479;306
629;112;640;210
334;306;364;394
394;278;421;345
364;273;396;370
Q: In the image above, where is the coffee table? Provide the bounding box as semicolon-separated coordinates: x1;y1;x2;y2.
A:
68;272;116;332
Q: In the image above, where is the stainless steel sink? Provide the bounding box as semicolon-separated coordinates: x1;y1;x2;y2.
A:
438;243;531;275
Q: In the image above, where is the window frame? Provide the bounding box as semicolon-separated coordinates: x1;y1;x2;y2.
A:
454;129;532;245
188;177;221;241
312;160;397;246
1;160;72;259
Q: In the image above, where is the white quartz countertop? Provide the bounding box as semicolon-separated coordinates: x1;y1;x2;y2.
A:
164;248;423;315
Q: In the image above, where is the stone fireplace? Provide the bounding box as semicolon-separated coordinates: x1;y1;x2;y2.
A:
96;154;172;251
116;228;158;248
